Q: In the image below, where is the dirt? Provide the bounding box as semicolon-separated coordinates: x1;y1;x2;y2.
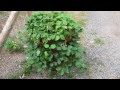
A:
0;50;26;79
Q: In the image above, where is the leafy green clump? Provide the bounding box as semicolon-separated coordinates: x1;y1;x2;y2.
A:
24;11;87;76
4;37;24;52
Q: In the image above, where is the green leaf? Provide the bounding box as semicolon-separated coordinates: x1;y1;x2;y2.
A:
79;56;84;61
32;34;36;38
37;34;40;39
47;37;52;40
66;51;70;56
62;46;67;50
44;60;48;64
43;33;48;37
75;52;80;57
42;65;47;68
37;49;41;56
27;60;34;65
63;20;67;25
64;57;69;62
50;63;53;67
48;55;53;61
57;60;61;65
57;30;62;34
54;62;57;66
60;35;65;40
56;67;61;71
59;29;63;33
55;36;60;41
64;67;69;73
57;47;61;50
68;45;73;49
60;58;64;61
56;25;61;29
73;47;77;50
60;69;64;75
62;26;67;29
56;21;62;25
51;35;55;40
81;63;87;68
75;61;85;68
44;51;48;57
50;44;56;49
75;62;79;67
66;67;69;73
68;64;72;67
37;68;42;73
44;44;49;48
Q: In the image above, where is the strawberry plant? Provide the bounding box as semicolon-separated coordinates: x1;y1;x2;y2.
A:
24;11;87;76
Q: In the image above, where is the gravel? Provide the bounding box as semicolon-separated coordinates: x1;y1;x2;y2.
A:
84;11;120;79
0;50;26;79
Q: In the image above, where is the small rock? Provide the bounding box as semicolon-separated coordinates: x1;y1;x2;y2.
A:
90;40;94;44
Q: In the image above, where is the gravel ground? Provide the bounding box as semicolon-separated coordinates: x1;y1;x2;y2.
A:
84;11;120;79
0;50;26;79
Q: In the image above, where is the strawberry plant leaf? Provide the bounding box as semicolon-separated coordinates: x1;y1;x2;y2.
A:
50;44;56;49
44;44;49;48
55;36;60;41
60;35;65;40
37;49;41;56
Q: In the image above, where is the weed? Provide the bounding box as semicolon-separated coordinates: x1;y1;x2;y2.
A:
94;38;105;45
4;36;24;53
